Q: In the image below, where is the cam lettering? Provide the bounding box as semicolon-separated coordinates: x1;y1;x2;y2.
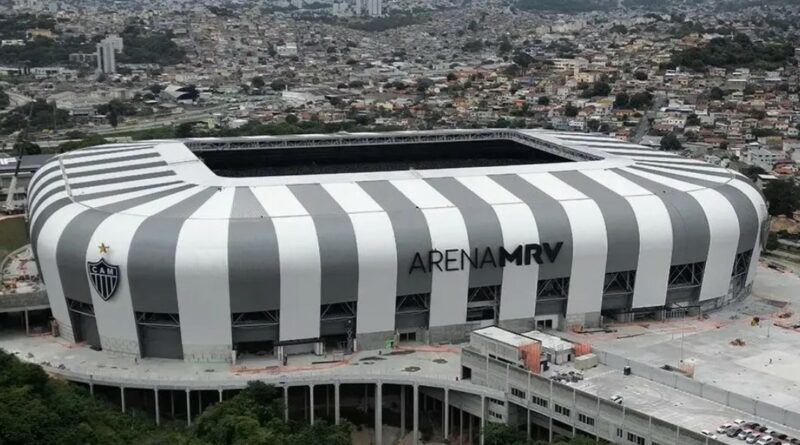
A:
409;242;563;274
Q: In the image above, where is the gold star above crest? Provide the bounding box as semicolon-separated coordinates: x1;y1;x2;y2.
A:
98;243;110;254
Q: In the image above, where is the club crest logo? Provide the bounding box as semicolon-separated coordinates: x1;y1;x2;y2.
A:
87;243;120;301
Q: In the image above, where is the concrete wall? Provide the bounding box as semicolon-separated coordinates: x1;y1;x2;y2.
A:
461;347;727;445
0;289;49;310
595;348;800;431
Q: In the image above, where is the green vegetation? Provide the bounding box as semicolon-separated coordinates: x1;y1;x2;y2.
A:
55;134;109;153
0;216;27;260
764;179;800;217
117;26;186;65
660;132;682;151
514;0;615;13
343;14;428;32
615;91;653;110
665;34;794;72
0;87;9;109
484;423;602;445
0;36;94;66
0;100;71;135
0;349;351;445
579;80;611;98
0;13;56;39
100;118;403;143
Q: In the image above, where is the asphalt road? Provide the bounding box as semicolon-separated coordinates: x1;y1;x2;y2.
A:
630;94;665;144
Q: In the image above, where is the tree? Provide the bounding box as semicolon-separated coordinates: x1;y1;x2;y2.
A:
270;79;287;91
613;92;630;108
580;80;611;98
175;122;196;138
446;71;457;82
0;88;9;109
495;117;510;128
766;232;779;251
108;109;119;128
537;96;550;106
498;35;512;54
709;86;725;100
740;165;766;181
416;77;434;93
512;51;534;69
587;119;601;132
251;76;265;89
285;114;299;125
660;132;683;151
13;140;40;155
763;179;800;216
633;71;648;81
564;103;579;117
0;350;353;445
628;91;653;110
685;113;702;127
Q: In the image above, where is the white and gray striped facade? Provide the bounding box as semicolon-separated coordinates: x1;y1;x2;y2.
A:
27;130;767;362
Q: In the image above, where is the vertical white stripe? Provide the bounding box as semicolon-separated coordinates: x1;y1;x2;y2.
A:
581;170;673;308
391;179;469;327
323;183;398;335
174;188;235;360
86;185;208;355
627;195;673;307
251;186;321;341
457;177;539;321
689;189;739;301
561;200;607;316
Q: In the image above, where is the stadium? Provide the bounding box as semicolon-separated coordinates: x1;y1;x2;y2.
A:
26;129;767;362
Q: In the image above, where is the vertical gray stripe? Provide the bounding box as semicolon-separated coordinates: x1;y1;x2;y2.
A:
128;187;217;313
630;166;758;253
426;177;504;287
613;169;710;265
490;174;573;280
553;171;640;273
359;180;433;296
56;185;197;306
288;184;358;305
228;187;281;312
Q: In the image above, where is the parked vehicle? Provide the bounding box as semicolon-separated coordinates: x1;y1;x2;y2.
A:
718;423;733;434
740;429;754;440
728;427;744;438
747;433;762;444
610;394;623;404
758;435;774;445
702;430;719;440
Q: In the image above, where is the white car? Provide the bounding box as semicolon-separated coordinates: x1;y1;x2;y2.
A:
739;429;753;440
610;394;623;404
757;435;773;445
746;433;761;444
734;419;746;426
702;430;719;440
718;423;733;434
